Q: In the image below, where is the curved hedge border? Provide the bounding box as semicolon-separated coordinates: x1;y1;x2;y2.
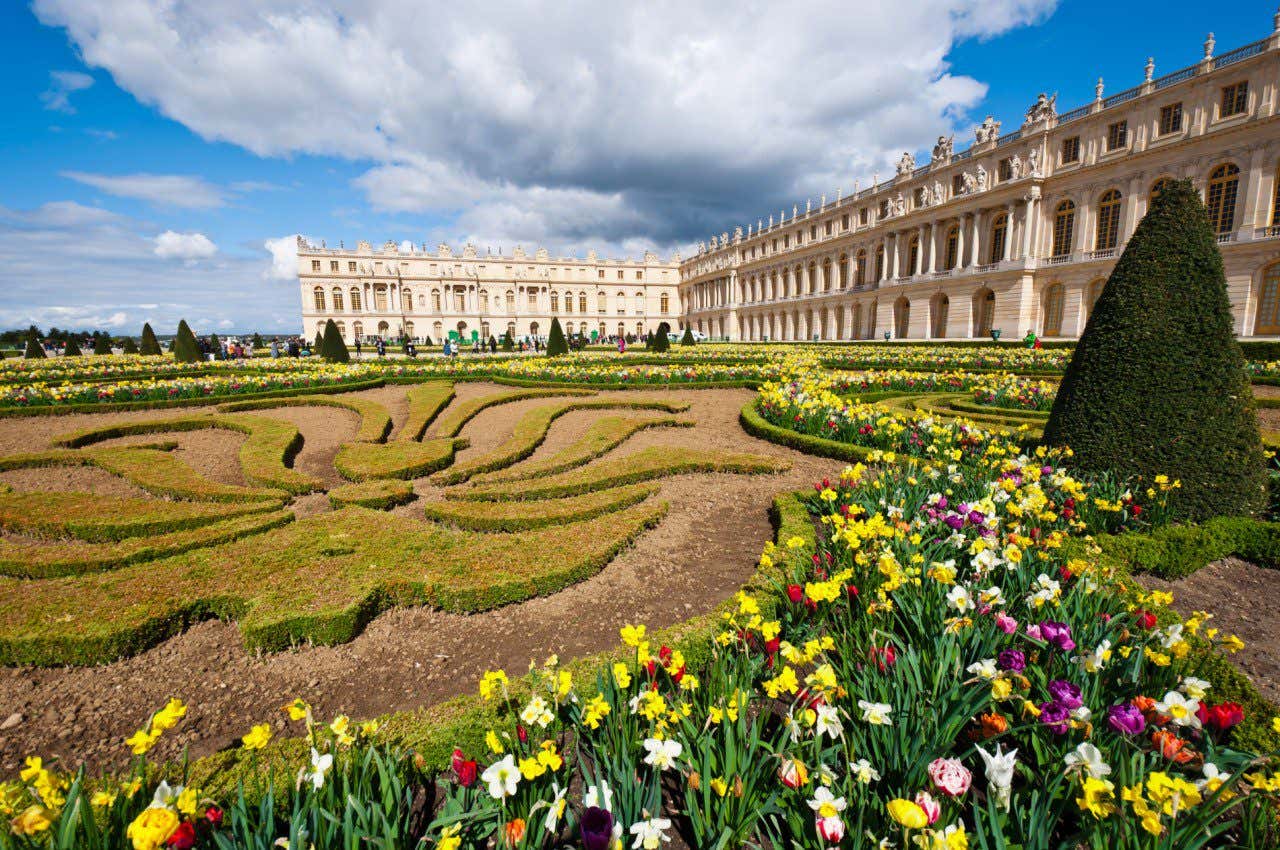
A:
474;415;693;483
422;483;660;531
327;479;416;510
738;398;874;462
486;376;763;391
0;378;386;418
426;387;596;438
0;509;295;578
397;382;456;442
0;492;279;542
333;438;466;482
218;395;393;443
1090;515;1280;580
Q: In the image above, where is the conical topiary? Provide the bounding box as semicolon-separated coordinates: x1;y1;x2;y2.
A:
502;331;514;352
140;323;162;355
546;316;568;356
173;320;200;363
64;337;83;356
1042;178;1265;520
652;322;671;353
209;333;223;361
252;332;264;348
24;333;45;359
122;337;139;355
93;335;112;355
680;326;695;346
314;331;323;353
321;319;350;363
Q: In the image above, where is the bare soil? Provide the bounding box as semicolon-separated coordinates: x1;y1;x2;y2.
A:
0;386;840;775
1138;557;1280;704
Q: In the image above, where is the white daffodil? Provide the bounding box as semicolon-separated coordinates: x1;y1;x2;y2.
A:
148;780;182;810
966;659;998;681
642;737;683;771
584;779;614;812
544;782;568;833
946;584;975;613
1154;690;1202;728
520;696;554;728
1063;743;1111;778
1072;640;1112;674
849;758;880;784
1180;676;1211;700
629;817;672;850
815;703;845;739
857;700;893;726
300;747;333;790
978;586;1006;607
481;754;520;799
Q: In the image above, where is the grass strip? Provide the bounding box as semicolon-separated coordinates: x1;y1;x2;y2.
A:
0;378;385;417
0;509;295;578
475;414;692;483
327;480;415;509
0;492;280;542
422;483;660;531
334;438;465;481
397;383;456;441
426;387;595;438
450;445;789;501
219;395;393;442
432;398;690;485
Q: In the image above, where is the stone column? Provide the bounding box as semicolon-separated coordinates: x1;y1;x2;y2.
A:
842;303;853;339
1002;203;1016;261
955;216;967;269
1021;194;1039;259
727;269;740;341
968;212;982;268
916;224;927;276
889;232;900;279
1239;146;1269;230
1074;196;1091;254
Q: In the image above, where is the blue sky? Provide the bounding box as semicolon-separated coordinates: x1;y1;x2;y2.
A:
1;1;1275;334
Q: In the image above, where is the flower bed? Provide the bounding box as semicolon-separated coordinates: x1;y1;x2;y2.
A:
971;374;1059;411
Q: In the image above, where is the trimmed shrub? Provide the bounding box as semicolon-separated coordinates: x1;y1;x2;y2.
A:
321;319;350;363
422;483;660;531
681;326;695;346
334;438;463;481
173;320;201;363
252;333;264;348
23;333;45;359
397;383;456;442
140;322;162;355
314;331;323;352
327;480;415;510
502;331;514;352
652;321;671;353
63;337;83;356
93;335;113;355
1042;179;1266;521
121;337;139;355
209;333;223;360
545;316;568;356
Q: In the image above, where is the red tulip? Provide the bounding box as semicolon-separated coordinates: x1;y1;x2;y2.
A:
166;822;196;850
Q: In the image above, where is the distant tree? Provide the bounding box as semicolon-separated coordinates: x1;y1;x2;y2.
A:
64;336;83;356
173;320;200;363
140;323;162;355
680;326;696;346
320;319;350;363
93;335;113;355
423;336;433;347
208;333;224;361
121;337;139;354
1043;179;1266;520
24;331;46;360
252;332;264;348
545;317;569;356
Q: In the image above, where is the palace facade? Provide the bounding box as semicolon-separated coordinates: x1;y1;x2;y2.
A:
297;240;681;345
680;20;1280;340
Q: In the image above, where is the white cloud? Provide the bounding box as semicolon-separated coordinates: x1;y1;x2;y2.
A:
153;230;218;261
263;234;300;281
32;0;1058;253
40;69;93;113
61;171;227;209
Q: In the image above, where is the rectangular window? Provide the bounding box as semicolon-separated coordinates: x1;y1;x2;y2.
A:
1106;121;1128;151
841;213;850;230
860;207;869;225
528;292;537;308
810;225;817;239
1061;135;1080;164
617;270;624;280
878;200;889;218
330;261;339;272
913;187;926;206
1272;167;1280;227
783;234;790;248
598;269;605;279
952;174;965;195
1221;81;1248;117
825;221;832;236
311;260;321;272
635;270;642;279
348;261;356;272
1158;102;1183;135
998;158;1013;181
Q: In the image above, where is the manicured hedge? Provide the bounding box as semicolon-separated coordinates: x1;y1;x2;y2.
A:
327;479;416;510
452;445;789;501
427;387;595;438
1090;515;1280;580
219;394;393;443
334;438;464;481
422;483;660;531
0;492;279;542
397;382;455;441
431;398;689;485
738;398;874;461
475;414;692;483
0;509;294;578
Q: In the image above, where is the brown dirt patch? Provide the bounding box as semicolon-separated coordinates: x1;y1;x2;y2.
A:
1138;558;1280;704
0;466;148;498
0;386;839;776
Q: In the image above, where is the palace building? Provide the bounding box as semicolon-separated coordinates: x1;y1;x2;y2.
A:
679;20;1280;340
297;239;680;345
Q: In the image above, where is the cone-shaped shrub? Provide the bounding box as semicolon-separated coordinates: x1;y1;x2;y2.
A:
173;320;200;363
93;335;112;355
63;337;83;356
24;334;45;359
502;331;514;352
1043;179;1265;520
314;332;323;352
680;326;695;346
252;332;264;348
546;316;568;356
321;319;350;363
121;337;139;354
652;322;671;353
140;323;162;355
209;333;223;360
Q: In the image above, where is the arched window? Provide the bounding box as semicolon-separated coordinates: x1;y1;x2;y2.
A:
856;249;867;285
336;321;346;339
433;321;443;339
312;287;325;311
564;291;573;313
579;292;588;313
480;290;489;312
506;290;515;312
988;213;1008;263
930;293;950;338
352;321;363;339
1272;161;1280;226
1052;201;1075;257
838;254;848;288
1206;163;1241;234
431;289;441;312
973;289;995;337
944;226;960;270
893;297;910;338
404;321;414;339
350;288;362;312
634;291;644;312
874;244;885;280
1086;278;1106;318
550;292;560;312
907;236;920;276
401;288;412;312
331;287;344;312
660;293;670;314
1042;283;1065;336
1257;262;1280;334
597;292;607;313
374;285;388;311
1149;177;1173;204
1095;190;1122;250
616;291;626;314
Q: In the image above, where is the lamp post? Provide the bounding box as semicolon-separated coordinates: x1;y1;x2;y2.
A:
990;329;1002;342
883;331;891;341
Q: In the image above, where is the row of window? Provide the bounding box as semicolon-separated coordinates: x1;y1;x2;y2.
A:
308;258;651;281
315;319;654;342
310;286;670;315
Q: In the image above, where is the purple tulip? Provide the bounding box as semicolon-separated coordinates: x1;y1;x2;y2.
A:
1107;703;1146;736
581;807;615;850
967;510;986;526
996;649;1025;673
936;497;948;510
944;514;965;531
1047;680;1083;710
1039;701;1072;735
1038;621;1076;652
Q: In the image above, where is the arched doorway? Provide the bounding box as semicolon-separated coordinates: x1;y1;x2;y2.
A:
893;296;910;339
529;321;540;337
972;289;995;337
930;293;950;339
1256;261;1280;335
1041;283;1065;336
376;321;390;339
